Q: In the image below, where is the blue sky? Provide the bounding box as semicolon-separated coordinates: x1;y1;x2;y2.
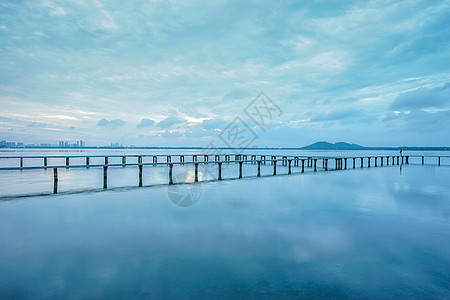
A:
1;0;450;147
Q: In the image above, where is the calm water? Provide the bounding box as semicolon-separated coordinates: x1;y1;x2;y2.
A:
0;150;449;298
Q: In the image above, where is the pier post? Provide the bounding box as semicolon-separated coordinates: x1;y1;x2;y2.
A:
218;162;222;180
361;157;364;168
375;157;377;167
139;165;143;187
153;156;157;165
387;157;389;165
103;166;108;189
438;157;441;166
105;157;108;165
180;155;185;164
344;158;347;169
194;163;199;182
301;159;305;173
314;159;317;172
167;156;171;163
138;156;142;164
257;161;261;177
288;159;292;174
20;158;23;168
381;157;383;166
239;161;243;178
325;159;328;171
168;164;173;185
122;156;126;166
86;157;90;167
422;156;424;165
401;156;404;164
193;155;197;162
397;156;399;165
53;168;58;194
273;160;277;176
44;157;47;168
368;157;371;168
353;157;356;168
251;155;256;162
406;156;409;164
335;159;338;170
66;157;69;168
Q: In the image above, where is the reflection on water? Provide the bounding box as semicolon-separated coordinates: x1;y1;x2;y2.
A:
0;161;449;298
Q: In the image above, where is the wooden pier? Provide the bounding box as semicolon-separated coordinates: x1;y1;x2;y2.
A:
0;154;447;196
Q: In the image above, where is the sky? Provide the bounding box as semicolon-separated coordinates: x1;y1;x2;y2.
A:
1;0;450;147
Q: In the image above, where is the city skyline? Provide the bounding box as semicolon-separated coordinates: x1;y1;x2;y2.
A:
1;1;450;147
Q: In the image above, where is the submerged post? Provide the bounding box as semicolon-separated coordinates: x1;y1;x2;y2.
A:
53;168;58;194
368;157;371;168
257;161;261;177
361;157;364;168
273;160;277;176
103;166;108;189
353;157;356;168
66;157;69;168
344;158;347;169
168;164;173;185
139;165;143;187
397;156;399;165
374;157;377;167
324;159;328;171
218;162;222;180
301;159;305;173
406;156;409;164
422;156;424;165
44;157;47;168
314;159;317;172
239;161;243;179
20;158;23;168
438;156;441;166
194;163;199;182
288;159;292;174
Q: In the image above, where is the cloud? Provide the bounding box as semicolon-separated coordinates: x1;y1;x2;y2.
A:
97;119;126;127
157;117;184;129
390;83;450;111
310;108;364;122
137;118;155;128
201;118;229;130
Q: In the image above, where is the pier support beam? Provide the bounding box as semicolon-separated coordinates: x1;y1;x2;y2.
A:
43;157;47;168
193;155;197;162
344;158;347;169
103;166;108;189
180;155;185;164
438;156;441;166
288;160;292;174
239;162;243;179
301;159;305;173
86;157;90;167
257;161;261;177
138;156;142;164
139;165;143;187
422;156;424;165
194;163;199;182
397;156;399;165
105;157;108;165
167;156;172;163
53;168;58;194
20;158;23;168
218;162;222;180
381;157;383;166
361;157;364;168
273;160;277;176
375;157;377;167
168;164;173;185
368;157;371;168
204;155;209;163
314;159;317;172
406;156;409;164
66;157;69;168
122;156;126;166
353;158;356;168
215;155;220;162
153;156;157;165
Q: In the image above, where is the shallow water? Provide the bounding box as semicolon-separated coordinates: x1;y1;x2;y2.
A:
0;162;449;299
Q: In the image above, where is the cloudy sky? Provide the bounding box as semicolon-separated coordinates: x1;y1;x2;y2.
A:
1;0;450;147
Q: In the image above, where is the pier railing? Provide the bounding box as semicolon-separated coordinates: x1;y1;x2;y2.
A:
0;154;448;197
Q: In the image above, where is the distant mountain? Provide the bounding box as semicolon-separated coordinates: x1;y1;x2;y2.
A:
301;141;367;150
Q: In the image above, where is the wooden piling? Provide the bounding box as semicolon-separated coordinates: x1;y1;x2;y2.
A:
218;162;222;180
397;156;399;165
138;156;142;164
353;157;356;168
314;159;317;172
20;157;23;168
122;156;126;166
361;157;364;168
168;164;173;185
301;159;305;173
153;156;157;165
43;157;47;168
53;168;58;194
368;157;371;168
422;156;424;165
225;155;230;162
86;157;90;167
193;155;197;162
406;156;409;164
273;160;277;175
344;158;347;169
438;156;441;166
139;165;143;187
194;163;199;182
374;157;377;167
288;159;292;174
105;157;108;165
167;156;171;163
324;159;328;171
239;161;243;178
242;155;247;162
401;156;404;164
257;161;261;177
381;157;383;166
66;157;69;168
103;166;108;189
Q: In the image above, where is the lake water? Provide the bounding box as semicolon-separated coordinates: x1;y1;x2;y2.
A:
0;149;449;298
